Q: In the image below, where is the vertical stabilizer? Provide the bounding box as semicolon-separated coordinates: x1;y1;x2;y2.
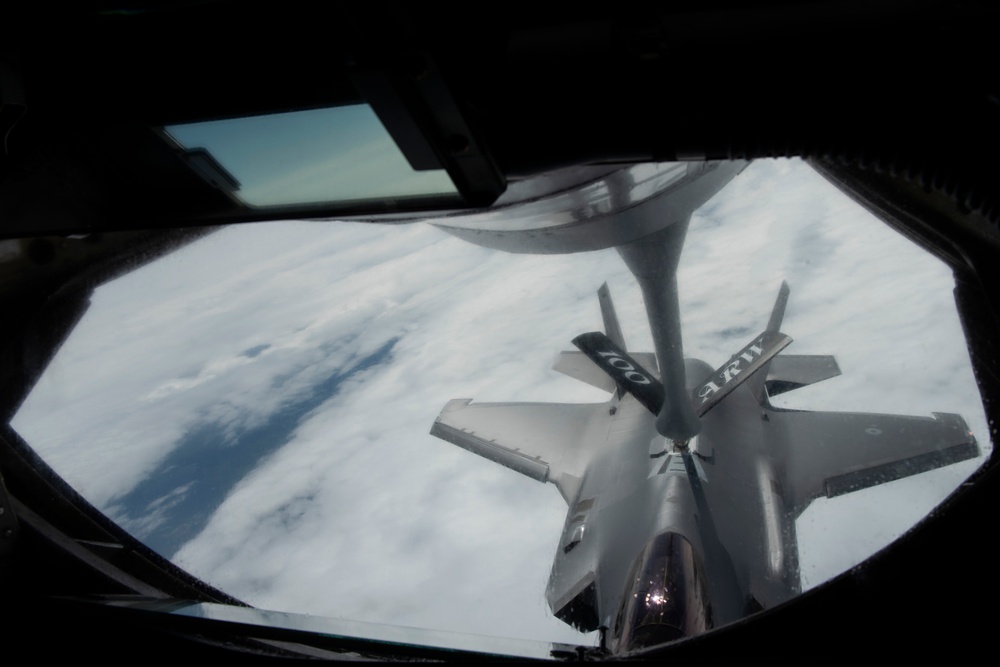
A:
766;281;791;333
597;282;626;350
751;281;791;403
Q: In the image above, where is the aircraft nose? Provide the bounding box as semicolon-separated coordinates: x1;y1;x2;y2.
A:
611;531;712;653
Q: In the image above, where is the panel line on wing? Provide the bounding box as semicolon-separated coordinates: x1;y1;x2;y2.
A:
429;399;611;502
430;420;550;483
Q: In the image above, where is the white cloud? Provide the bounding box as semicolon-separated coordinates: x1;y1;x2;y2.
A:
12;158;989;648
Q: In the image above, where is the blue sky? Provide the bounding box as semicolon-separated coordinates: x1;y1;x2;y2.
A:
166;105;457;206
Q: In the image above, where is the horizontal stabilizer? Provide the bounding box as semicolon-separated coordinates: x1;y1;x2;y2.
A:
553;351;659;392
765;355;841;397
572;332;664;415
553;352;616;393
772;410;979;515
430;399;610;502
694;331;793;416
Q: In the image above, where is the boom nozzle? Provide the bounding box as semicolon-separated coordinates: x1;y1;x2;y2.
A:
656;400;702;440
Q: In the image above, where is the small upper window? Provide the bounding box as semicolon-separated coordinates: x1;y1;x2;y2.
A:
163;105;459;208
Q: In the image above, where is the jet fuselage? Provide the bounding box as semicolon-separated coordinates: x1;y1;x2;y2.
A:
545;357;798;653
429;161;978;655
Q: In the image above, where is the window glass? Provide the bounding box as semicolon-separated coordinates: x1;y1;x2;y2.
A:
164;105;459;207
11;158;989;653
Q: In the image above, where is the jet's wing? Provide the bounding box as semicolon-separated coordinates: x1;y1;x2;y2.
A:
430;399;611;503
771;410;979;516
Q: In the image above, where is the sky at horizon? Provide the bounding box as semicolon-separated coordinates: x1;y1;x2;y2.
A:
165;105;458;207
11;158;990;650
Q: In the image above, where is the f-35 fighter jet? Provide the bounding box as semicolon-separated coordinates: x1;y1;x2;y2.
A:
430;162;979;654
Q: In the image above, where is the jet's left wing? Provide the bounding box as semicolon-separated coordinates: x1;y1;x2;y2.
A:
771;409;979;516
430;399;611;503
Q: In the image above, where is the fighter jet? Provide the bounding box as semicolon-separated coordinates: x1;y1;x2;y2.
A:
429;162;980;655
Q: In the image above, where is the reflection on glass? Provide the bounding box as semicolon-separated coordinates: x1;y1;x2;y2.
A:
164;105;459;207
11;159;989;655
612;532;711;652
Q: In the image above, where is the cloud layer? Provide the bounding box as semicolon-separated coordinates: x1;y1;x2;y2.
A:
13;159;989;646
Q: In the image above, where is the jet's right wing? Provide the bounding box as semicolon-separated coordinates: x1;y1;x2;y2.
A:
771;409;979;516
430;399;611;503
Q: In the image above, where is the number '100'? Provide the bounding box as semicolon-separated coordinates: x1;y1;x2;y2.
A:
596;350;651;385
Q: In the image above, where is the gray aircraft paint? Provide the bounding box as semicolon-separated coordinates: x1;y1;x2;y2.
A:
430;162;980;654
432;283;977;654
434;161;747;440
